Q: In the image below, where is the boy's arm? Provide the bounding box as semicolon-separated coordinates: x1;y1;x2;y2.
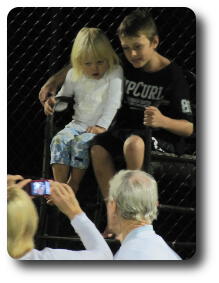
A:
160;116;193;136
144;106;193;137
39;64;71;105
43;68;74;116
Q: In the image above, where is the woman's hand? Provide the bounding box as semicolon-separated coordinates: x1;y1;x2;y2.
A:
7;175;32;190
50;181;83;220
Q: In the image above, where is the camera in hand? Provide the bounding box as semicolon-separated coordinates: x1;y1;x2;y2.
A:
27;180;50;196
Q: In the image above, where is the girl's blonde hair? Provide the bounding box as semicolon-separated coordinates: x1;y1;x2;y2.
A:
7;188;38;258
71;27;120;80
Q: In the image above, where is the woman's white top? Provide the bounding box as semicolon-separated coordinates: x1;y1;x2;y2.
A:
56;65;123;130
19;213;113;260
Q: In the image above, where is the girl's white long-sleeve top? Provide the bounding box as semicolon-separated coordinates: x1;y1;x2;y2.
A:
56;65;123;130
19;213;113;260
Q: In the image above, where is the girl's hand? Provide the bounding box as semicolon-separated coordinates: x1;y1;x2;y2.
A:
86;126;106;134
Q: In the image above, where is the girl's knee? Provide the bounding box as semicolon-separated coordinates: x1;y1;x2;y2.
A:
51;129;73;146
51;135;62;145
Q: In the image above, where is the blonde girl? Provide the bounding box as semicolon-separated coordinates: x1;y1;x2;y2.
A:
44;27;123;193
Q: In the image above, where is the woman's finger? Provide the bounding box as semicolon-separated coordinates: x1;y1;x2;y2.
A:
16;179;32;188
7;174;24;185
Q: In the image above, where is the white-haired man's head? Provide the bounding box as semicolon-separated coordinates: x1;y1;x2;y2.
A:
108;170;158;223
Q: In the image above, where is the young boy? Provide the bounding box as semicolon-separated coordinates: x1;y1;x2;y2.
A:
90;10;193;206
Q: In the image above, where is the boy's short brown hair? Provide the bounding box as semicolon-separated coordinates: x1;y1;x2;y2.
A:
117;9;158;41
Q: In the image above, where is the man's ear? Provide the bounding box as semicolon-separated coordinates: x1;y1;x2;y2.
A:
111;200;117;215
151;35;159;49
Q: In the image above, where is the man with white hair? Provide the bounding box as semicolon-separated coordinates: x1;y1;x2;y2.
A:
107;170;181;260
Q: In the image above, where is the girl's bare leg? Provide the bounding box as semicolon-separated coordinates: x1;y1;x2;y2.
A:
67;167;87;194
52;163;70;182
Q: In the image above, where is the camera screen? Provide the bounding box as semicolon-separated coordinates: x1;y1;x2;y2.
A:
30;181;50;195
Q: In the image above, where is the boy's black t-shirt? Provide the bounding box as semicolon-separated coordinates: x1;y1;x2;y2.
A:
110;55;193;152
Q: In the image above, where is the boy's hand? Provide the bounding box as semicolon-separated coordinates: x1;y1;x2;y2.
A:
86;126;106;134
143;106;166;128
39;84;57;105
50;181;83;220
44;97;56;116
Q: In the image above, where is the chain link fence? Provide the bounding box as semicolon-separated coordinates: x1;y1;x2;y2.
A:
8;7;196;260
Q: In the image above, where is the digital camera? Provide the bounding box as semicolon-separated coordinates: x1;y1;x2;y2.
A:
26;180;50;196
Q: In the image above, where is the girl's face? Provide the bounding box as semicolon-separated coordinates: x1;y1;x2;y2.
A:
81;58;109;79
120;34;158;70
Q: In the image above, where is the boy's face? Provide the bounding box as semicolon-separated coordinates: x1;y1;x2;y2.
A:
120;34;158;69
81;58;109;80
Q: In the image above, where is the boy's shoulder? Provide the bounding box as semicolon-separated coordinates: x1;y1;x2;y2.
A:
119;53;182;73
164;61;185;80
118;53;185;85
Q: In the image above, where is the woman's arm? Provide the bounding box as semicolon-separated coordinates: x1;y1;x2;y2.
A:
50;182;113;260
